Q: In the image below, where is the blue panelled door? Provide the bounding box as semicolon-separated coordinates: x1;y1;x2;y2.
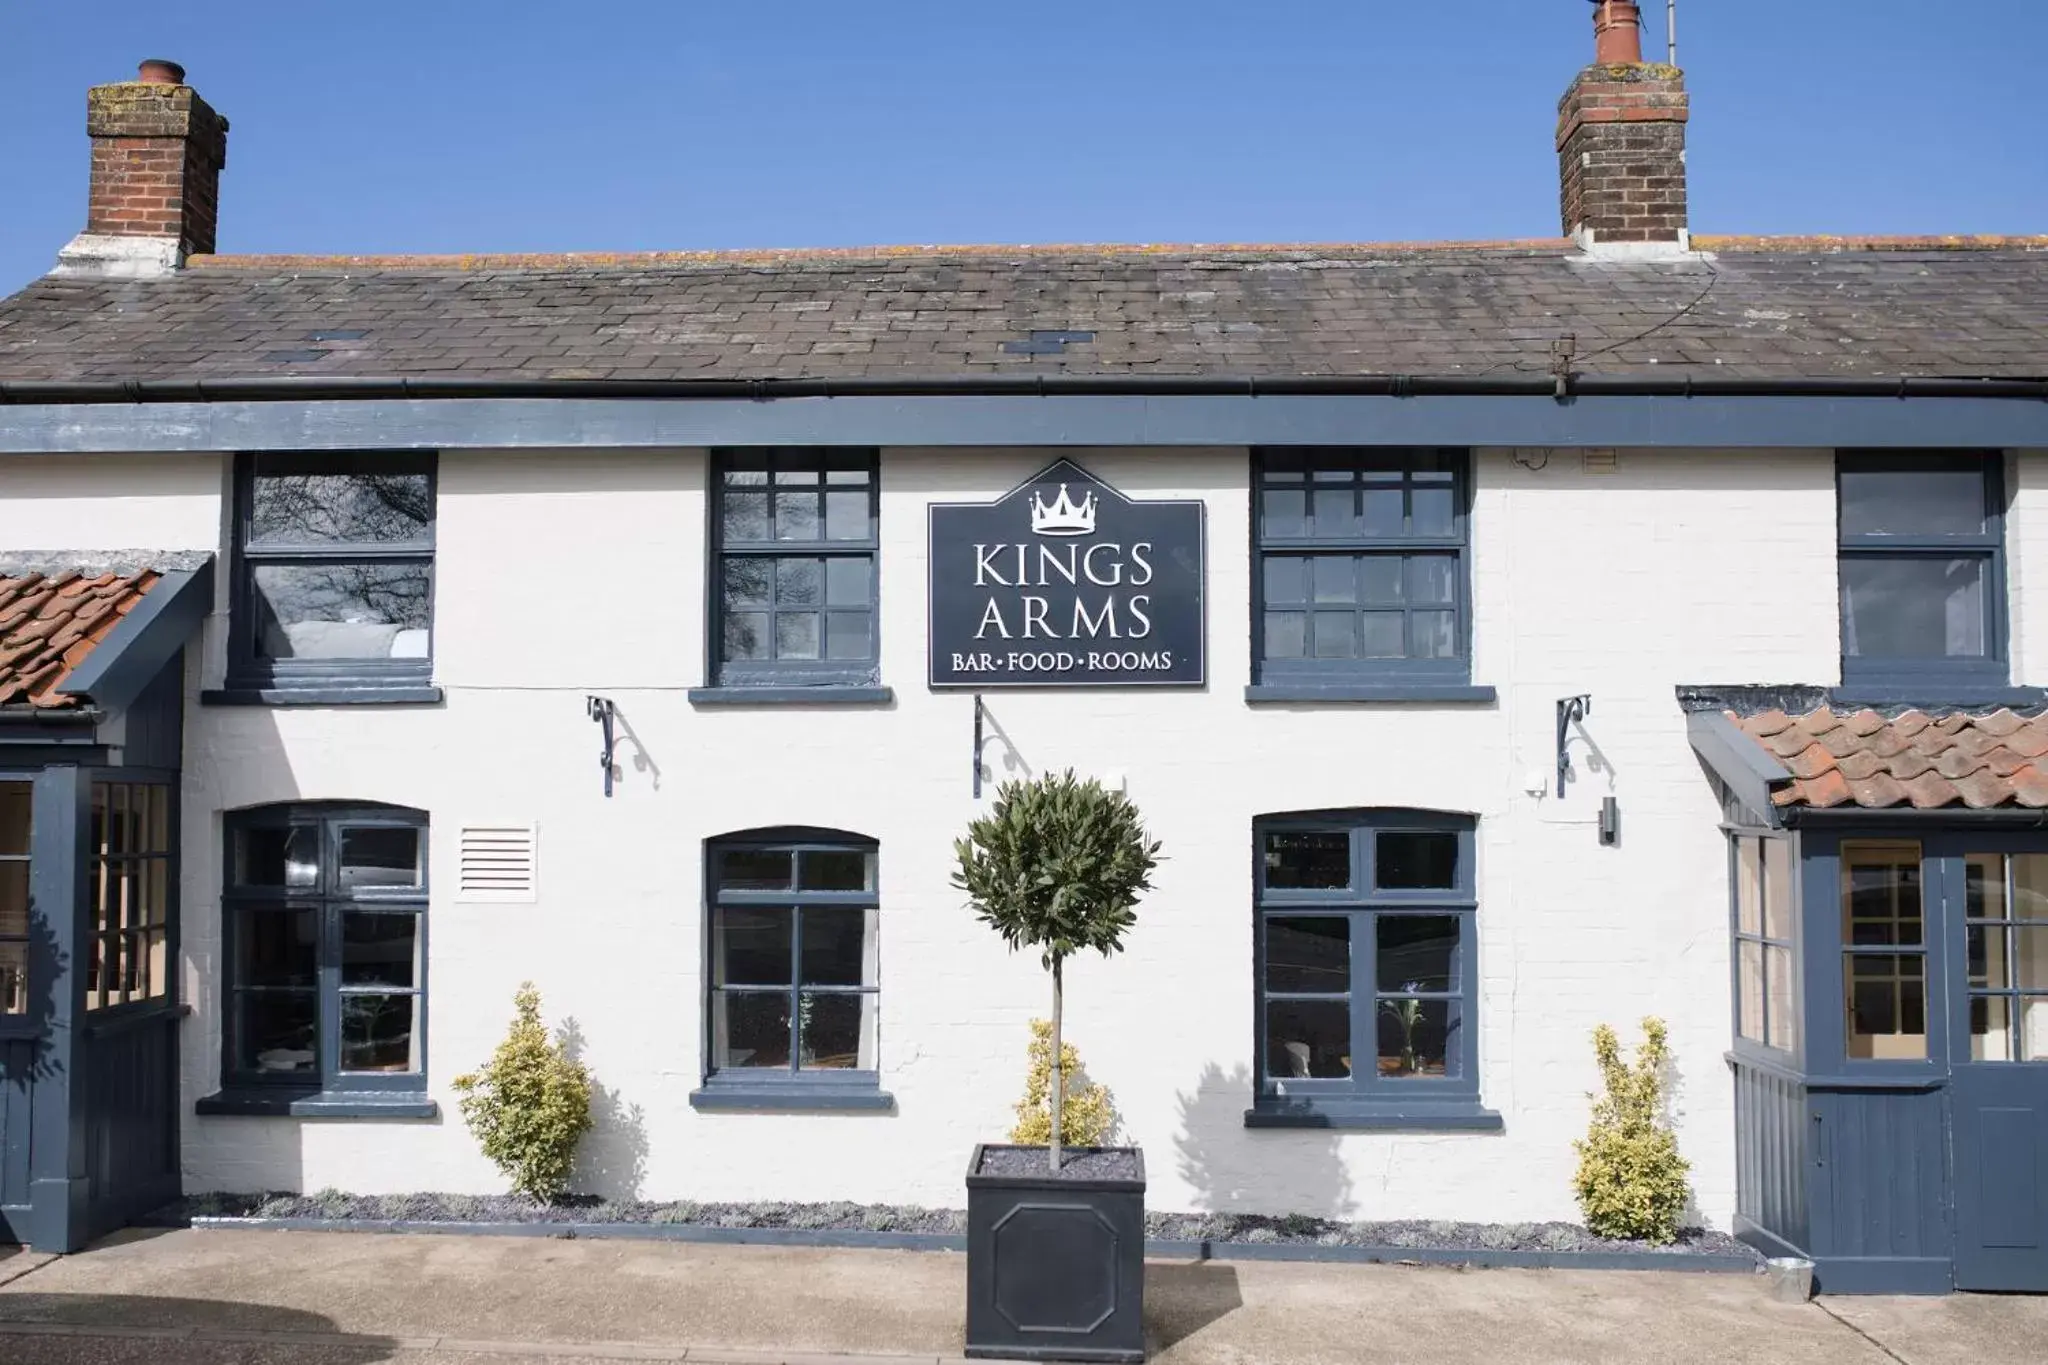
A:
1946;846;2048;1292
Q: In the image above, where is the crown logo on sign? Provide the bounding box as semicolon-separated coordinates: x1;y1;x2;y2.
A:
1029;483;1097;536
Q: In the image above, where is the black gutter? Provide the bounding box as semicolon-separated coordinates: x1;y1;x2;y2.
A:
1;374;2045;405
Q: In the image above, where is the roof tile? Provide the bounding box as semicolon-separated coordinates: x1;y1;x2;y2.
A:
0;570;159;708
1732;706;2048;813
2;245;2045;386
1976;709;2027;737
2009;766;2048;808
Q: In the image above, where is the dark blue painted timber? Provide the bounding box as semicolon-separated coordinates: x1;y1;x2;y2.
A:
1805;1086;1953;1294
1731;1059;1808;1253
79;1006;183;1243
0;1037;35;1239
1;393;2045;455
1731;1061;1957;1294
115;659;187;773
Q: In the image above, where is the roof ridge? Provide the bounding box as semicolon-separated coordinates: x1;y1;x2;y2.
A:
182;240;1580;271
175;233;2048;272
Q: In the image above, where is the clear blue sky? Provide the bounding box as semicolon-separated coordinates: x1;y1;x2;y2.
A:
5;1;2044;293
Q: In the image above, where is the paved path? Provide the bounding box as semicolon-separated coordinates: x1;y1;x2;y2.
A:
0;1228;2041;1363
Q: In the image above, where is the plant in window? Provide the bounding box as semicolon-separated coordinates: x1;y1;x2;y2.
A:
954;770;1158;1172
452;983;593;1205
1009;1019;1117;1148
1379;984;1425;1076
1571;1017;1692;1244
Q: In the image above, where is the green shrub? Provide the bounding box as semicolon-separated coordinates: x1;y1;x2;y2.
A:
954;771;1159;1171
1571;1017;1692;1244
1009;1018;1116;1147
452;983;594;1205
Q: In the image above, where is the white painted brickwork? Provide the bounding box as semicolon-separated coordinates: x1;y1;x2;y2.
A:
11;445;2028;1226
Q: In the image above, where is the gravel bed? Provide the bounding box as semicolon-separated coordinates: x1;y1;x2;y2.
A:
974;1145;1143;1182
155;1192;1752;1258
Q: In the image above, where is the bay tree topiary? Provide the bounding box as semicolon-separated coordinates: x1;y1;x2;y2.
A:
954;770;1159;1172
452;983;594;1205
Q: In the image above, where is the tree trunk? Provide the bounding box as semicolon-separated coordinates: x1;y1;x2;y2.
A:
1049;957;1064;1174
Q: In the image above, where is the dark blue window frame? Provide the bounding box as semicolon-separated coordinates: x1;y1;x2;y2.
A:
1727;830;1801;1066
204;803;430;1113
224;451;439;701
83;779;179;1017
1251;449;1476;694
1836;451;2011;700
692;827;891;1112
1246;809;1498;1130
1795;828;2048;1079
706;449;881;692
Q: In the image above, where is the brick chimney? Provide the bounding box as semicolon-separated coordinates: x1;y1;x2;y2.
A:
1556;2;1689;250
55;60;228;278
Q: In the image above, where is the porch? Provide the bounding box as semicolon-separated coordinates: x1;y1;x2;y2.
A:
0;557;209;1252
1694;694;2048;1293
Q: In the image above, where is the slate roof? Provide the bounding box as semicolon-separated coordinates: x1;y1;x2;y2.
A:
0;237;2043;387
1733;707;2048;811
0;570;160;707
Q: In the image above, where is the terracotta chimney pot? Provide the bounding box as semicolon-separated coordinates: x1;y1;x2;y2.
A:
1592;0;1646;65
136;58;186;85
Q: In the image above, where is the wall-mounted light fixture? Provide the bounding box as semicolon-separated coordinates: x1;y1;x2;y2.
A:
1600;796;1620;847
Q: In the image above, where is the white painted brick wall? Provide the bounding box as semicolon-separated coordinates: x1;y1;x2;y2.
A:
12;443;2019;1227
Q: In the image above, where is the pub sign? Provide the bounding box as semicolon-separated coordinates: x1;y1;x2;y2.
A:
928;460;1205;688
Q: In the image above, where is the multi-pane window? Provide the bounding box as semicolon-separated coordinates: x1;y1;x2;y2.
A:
1254;812;1483;1116
712;450;879;688
1254;449;1471;685
0;782;29;1015
231;452;437;689
222;805;427;1092
706;832;879;1084
1837;453;2006;691
1841;840;1928;1061
1963;852;2048;1062
1732;834;1796;1052
86;782;174;1011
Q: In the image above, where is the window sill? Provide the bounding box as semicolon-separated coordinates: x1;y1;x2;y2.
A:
1245;683;1497;705
197;1090;439;1119
1243;1100;1502;1132
1828;684;2045;709
688;686;894;708
203;686;445;707
689;1085;896;1113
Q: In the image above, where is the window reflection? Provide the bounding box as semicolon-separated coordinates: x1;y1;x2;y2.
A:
1840;557;1987;660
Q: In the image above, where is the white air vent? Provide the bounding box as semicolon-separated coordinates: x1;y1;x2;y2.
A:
458;823;538;903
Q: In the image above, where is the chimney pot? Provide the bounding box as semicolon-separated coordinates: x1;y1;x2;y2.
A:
137;58;187;85
1591;0;1646;66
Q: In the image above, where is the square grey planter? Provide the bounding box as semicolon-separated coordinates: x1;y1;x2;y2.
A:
965;1143;1146;1364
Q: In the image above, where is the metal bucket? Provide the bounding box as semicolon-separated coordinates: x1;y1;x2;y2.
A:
1765;1256;1815;1303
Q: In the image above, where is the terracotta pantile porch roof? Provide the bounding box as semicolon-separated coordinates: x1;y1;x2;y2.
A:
0;570;162;707
1733;707;2048;811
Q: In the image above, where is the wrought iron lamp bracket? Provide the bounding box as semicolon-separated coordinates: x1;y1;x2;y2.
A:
1556;694;1592;798
587;695;618;798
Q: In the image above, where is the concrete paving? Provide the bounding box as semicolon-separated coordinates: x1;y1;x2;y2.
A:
0;1227;2036;1364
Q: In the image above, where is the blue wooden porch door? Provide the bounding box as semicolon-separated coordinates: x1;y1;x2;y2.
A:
1942;845;2048;1292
